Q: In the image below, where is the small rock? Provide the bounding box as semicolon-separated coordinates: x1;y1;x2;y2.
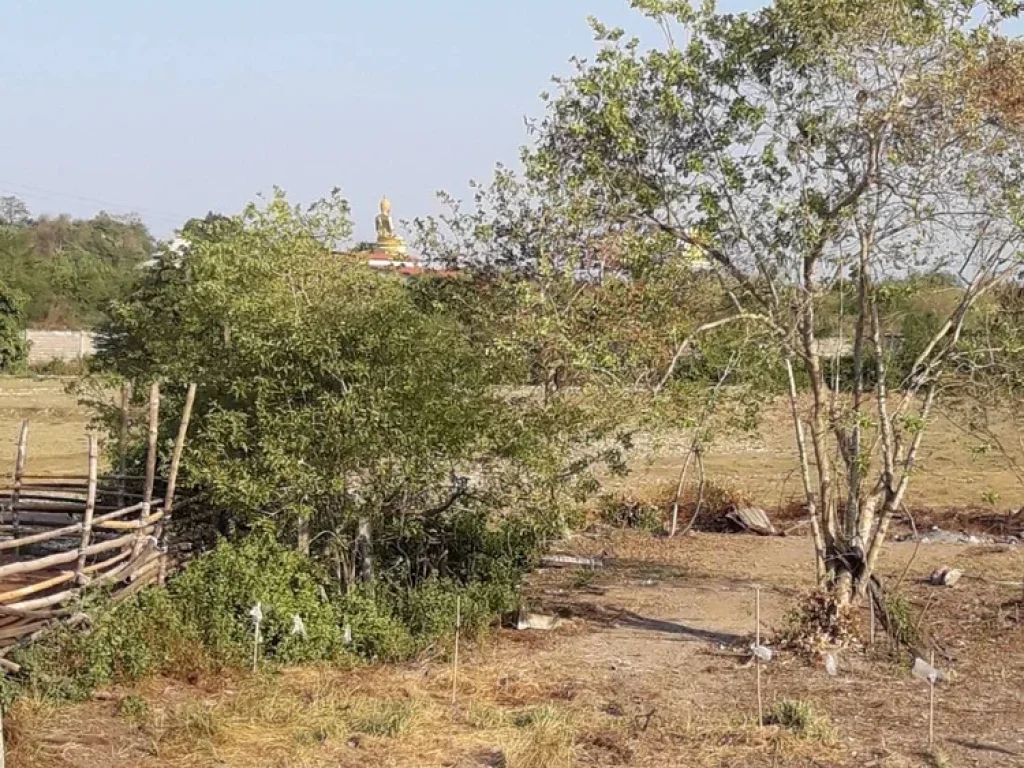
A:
515;608;563;631
928;567;963;587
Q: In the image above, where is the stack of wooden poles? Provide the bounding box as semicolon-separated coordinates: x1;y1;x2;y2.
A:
0;382;196;671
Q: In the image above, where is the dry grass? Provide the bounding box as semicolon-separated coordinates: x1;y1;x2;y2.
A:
0;378;94;477
4;378;1024;767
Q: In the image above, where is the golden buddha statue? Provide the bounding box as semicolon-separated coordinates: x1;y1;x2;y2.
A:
374;196;407;257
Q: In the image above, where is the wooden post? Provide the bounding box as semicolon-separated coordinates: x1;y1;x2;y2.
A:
163;383;196;517
869;595;876;645
135;383;160;556
11;420;29;542
755;586;763;729
928;650;936;748
117;382;130;508
157;383;196;584
452;596;461;706
75;437;99;584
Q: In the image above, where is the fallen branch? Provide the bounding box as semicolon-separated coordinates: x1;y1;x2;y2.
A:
540;555;604;569
951;738;1021;757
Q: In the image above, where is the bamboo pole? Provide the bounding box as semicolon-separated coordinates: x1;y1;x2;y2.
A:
928;650;936;748
755;586;763;729
10;420;29;542
15;474;146;482
90;501;157;525
164;383;196;518
0;604;72;620
85;530;149;558
118;381;130;508
452;596;461;706
0;550;79;580
82;547;133;575
76;437;99;583
0;522;83;551
0;571;76;604
0;619;50;642
158;383;196;584
135;383;159;554
4;589;76;613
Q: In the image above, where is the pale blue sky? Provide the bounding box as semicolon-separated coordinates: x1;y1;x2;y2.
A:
1;2;1016;242
0;0;655;240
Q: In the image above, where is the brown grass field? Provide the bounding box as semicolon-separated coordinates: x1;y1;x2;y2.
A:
2;378;1023;767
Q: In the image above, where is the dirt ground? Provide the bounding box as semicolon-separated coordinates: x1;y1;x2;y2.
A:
3;378;1023;767
6;531;1023;768
0;378;93;478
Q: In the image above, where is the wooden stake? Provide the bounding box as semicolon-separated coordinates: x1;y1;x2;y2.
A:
755;586;763;729
156;383;196;585
75;437;99;583
928;649;936;748
11;420;29;543
253;618;261;673
138;383;160;528
117;381;130;508
163;383;196;518
452;596;461;706
869;594;876;645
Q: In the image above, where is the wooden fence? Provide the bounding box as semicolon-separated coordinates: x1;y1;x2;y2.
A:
0;383;195;672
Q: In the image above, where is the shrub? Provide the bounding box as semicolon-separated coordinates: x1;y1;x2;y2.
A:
10;588;193;702
2;529;529;703
765;699;834;741
596;493;663;532
168;532;347;666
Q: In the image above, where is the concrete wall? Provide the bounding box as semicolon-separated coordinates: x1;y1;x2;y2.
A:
24;330;96;365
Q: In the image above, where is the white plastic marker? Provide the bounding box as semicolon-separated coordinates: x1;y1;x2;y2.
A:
291;614;307;639
250;602;264;672
912;653;944;747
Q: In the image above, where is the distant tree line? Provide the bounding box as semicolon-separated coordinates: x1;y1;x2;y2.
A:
0;195;155;330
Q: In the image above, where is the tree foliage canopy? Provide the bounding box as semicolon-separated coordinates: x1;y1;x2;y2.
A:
504;0;1024;603
95;190;626;589
0;199;154;329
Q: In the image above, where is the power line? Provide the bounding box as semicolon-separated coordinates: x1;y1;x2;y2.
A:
0;178;188;227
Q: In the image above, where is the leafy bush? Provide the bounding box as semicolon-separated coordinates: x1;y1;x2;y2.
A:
168;532;348;665
0;278;27;372
597;493;664;532
2;528;531;703
7;588;196;703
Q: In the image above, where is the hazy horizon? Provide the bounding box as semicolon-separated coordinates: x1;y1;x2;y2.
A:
0;0;665;243
4;1;1017;245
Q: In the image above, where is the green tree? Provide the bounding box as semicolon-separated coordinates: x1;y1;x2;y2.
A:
95;189;620;590
0;196;30;226
522;0;1024;605
0;279;27;371
0;207;154;329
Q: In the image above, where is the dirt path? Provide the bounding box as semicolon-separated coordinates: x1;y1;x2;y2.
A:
8;532;1023;768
